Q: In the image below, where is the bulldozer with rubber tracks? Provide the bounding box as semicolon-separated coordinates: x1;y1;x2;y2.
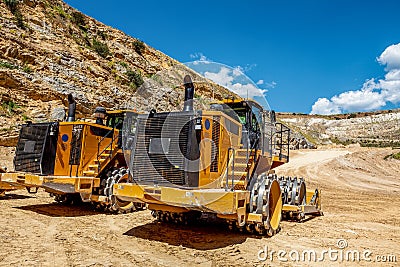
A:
113;75;322;236
1;94;144;212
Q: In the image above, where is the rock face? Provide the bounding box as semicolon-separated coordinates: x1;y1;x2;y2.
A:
289;132;316;150
1;1;397;150
278;111;400;147
0;0;235;146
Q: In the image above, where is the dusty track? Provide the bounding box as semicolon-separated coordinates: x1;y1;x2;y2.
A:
0;146;399;266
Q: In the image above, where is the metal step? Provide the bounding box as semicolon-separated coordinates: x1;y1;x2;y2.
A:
222;179;246;187
83;170;97;176
226;171;248;180
94;158;106;163
233;163;249;172
236;149;256;157
88;164;99;169
234;156;254;164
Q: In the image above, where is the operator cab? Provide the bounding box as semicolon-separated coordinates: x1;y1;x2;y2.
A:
106;111;126;130
210;99;266;149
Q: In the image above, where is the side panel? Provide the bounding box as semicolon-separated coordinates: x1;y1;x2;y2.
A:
198;112;242;187
54;124;74;176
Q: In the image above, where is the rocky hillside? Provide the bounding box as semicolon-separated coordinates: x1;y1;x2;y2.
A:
278;109;400;147
1;1;398;151
0;0;235;146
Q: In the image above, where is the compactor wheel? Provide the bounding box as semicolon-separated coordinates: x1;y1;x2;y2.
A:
279;176;307;221
247;174;283;236
279;176;306;206
104;167;141;213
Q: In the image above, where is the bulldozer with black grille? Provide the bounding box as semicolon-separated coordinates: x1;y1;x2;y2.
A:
0;94;144;212
114;75;322;235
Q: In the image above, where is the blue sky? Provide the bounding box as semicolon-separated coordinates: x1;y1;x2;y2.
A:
64;0;400;114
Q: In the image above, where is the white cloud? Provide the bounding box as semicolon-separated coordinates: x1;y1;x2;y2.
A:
311;42;400;114
204;66;267;99
377;43;400;70
311;98;341;115
266;81;277;88
190;52;209;62
232;66;244;77
204;67;234;86
256;79;264;85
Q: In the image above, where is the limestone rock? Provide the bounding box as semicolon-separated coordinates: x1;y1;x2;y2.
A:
0;71;21;89
50;107;66;121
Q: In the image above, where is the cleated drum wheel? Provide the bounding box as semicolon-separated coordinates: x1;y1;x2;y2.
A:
249;174;283;236
104;167;139;213
279;176;307;221
279;176;306;206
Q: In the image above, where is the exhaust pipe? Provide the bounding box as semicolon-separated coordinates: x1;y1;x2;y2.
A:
94;106;107;125
183;75;194;112
66;93;76;122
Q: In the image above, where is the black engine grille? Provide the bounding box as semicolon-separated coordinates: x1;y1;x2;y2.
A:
131;112;195;186
14;122;58;175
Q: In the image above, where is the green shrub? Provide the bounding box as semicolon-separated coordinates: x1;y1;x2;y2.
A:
22;65;32;73
22;114;30;121
92;38;110;58
71;11;85;26
119;61;128;68
54;5;68;18
3;0;19;13
2;100;19;114
133;40;145;55
98;31;107;41
3;0;25;29
126;69;144;89
14;10;24;29
384;152;400;160
0;60;18;69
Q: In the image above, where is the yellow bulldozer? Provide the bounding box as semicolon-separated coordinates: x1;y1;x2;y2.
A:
0;94;144;212
114;75;322;235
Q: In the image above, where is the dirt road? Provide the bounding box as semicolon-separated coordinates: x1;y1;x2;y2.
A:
0;146;399;266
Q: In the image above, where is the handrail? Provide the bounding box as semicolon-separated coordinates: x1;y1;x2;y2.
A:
275;122;290;162
97;127;116;173
225;147;235;191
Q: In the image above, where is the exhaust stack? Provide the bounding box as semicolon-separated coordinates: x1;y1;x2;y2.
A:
183;75;194;112
94;107;107;125
66;93;76;122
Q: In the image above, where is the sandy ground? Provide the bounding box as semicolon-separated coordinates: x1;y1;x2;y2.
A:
0;146;399;266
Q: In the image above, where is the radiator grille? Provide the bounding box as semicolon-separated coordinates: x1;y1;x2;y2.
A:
131;112;194;186
14;123;57;174
210;116;220;172
69;124;83;165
